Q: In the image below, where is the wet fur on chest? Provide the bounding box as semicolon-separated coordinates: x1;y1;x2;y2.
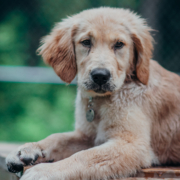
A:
78;84;146;146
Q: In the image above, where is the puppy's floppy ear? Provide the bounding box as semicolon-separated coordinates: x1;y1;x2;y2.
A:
37;19;77;83
132;29;153;85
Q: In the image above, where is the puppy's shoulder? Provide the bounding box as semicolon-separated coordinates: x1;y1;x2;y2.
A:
147;60;180;113
149;59;180;89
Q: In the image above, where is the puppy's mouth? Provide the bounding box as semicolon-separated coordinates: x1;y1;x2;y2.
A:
84;81;116;94
94;89;107;94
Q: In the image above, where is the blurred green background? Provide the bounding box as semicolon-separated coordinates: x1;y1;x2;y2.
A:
0;0;180;142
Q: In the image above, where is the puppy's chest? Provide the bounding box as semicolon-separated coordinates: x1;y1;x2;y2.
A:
89;106;107;146
83;98;109;145
84;98;126;146
78;93;135;145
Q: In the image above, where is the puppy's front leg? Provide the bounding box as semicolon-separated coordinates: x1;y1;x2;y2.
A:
21;138;153;180
6;131;93;173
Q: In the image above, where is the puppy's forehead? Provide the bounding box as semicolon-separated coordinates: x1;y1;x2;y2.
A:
76;8;139;30
76;17;129;43
74;8;138;42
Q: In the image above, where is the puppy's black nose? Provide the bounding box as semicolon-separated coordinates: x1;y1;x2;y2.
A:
91;68;110;86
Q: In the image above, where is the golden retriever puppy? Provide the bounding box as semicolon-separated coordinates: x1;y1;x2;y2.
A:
6;7;180;180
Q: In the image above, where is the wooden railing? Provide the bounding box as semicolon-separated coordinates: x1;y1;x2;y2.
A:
0;66;76;84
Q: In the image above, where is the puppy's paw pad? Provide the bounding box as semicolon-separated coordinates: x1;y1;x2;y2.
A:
7;162;23;173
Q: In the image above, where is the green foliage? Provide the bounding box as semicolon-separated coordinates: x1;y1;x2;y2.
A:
0;83;76;142
0;10;29;66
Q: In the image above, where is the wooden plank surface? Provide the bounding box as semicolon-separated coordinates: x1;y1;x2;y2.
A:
135;167;180;179
1;143;180;180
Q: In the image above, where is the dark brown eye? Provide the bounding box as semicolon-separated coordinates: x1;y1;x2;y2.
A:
114;42;124;49
81;39;91;48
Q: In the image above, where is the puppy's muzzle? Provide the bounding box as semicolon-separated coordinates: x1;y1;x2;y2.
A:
91;68;110;86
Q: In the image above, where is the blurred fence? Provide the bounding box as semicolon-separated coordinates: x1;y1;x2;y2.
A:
0;66;76;84
141;0;180;72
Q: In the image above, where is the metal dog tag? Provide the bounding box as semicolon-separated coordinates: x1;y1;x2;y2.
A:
86;109;94;122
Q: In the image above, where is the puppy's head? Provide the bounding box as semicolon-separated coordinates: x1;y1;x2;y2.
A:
38;8;153;97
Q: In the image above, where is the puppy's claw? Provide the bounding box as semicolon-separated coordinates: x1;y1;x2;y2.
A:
34;154;39;162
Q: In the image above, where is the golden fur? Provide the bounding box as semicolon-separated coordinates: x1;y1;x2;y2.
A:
6;7;180;180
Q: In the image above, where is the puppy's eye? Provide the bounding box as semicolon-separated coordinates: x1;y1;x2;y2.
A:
81;39;91;48
114;42;124;49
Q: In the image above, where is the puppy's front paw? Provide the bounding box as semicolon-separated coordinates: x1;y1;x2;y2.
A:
20;163;55;180
6;143;45;173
